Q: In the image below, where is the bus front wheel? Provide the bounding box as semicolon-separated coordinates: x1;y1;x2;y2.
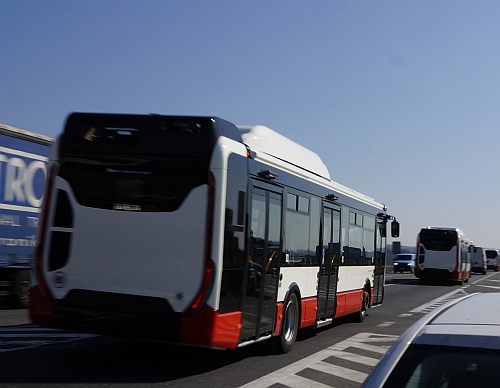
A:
353;288;370;323
277;293;299;354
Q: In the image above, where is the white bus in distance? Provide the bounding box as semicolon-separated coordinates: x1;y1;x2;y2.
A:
30;113;399;353
415;227;471;284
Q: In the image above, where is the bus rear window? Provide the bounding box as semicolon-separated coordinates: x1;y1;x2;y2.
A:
420;230;457;251
486;250;498;259
58;160;207;212
59;113;217;163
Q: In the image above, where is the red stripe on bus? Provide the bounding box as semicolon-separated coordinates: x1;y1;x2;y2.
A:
300;297;317;328
274;302;284;336
29;284;55;327
180;305;241;349
335;289;363;318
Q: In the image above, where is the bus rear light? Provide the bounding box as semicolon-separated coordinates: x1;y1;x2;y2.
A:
29;284;55;326
185;172;216;315
453;242;460;273
35;165;57;300
185;258;215;315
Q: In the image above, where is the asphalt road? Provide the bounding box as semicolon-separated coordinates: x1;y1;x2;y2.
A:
1;270;498;388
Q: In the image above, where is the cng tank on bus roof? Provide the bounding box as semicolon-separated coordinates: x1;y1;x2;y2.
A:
238;125;330;180
238;124;385;210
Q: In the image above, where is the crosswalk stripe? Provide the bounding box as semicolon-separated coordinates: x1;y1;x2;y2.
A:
279;373;332;388
342;341;391;355
308;360;368;383
325;350;381;366
238;333;398;388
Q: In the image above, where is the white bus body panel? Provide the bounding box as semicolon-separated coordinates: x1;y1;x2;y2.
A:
206;137;249;310
277;266;373;303
44;178;208;313
418;248;457;272
338;266;373;292
278;267;317;301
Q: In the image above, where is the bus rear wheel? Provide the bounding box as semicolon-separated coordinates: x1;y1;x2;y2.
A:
277;293;299;354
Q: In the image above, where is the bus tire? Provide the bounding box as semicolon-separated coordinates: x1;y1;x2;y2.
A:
11;270;30;309
353;288;370;323
277;293;299;354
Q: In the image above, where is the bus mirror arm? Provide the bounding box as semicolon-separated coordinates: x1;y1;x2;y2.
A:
377;213;400;238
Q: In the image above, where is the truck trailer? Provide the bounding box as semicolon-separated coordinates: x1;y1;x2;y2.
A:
0;123;53;308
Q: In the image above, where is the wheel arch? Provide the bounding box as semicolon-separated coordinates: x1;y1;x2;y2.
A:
280;282;302;331
364;277;372;308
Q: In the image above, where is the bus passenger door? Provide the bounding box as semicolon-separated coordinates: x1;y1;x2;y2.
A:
317;206;340;323
373;221;386;306
240;187;281;341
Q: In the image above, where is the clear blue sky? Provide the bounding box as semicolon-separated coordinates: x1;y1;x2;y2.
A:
2;1;500;248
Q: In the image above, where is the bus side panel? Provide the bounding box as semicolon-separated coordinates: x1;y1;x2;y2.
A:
300;297;317;328
273;302;284;336
344;289;364;315
277;267;317;302
211;311;242;349
180;306;242;349
335;266;371;317
334;293;346;317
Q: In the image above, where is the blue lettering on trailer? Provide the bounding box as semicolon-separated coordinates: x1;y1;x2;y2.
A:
0;146;48;212
0;137;50;266
0;126;53;307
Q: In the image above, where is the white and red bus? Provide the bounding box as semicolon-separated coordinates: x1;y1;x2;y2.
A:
415;227;471;284
30;113;399;353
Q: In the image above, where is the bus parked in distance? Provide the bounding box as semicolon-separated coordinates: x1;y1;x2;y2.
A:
485;249;500;272
470;246;487;274
29;113;399;353
415;227;471;284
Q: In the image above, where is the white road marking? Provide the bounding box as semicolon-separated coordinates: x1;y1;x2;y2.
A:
238;333;398;388
409;288;468;313
376;321;395;327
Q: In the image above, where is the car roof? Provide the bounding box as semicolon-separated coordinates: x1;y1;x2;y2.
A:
361;293;500;387
413;293;500;349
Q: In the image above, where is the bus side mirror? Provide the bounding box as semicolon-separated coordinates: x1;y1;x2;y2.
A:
391;221;400;238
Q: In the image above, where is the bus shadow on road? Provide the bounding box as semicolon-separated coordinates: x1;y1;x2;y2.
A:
0;313;365;386
0;328;339;385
